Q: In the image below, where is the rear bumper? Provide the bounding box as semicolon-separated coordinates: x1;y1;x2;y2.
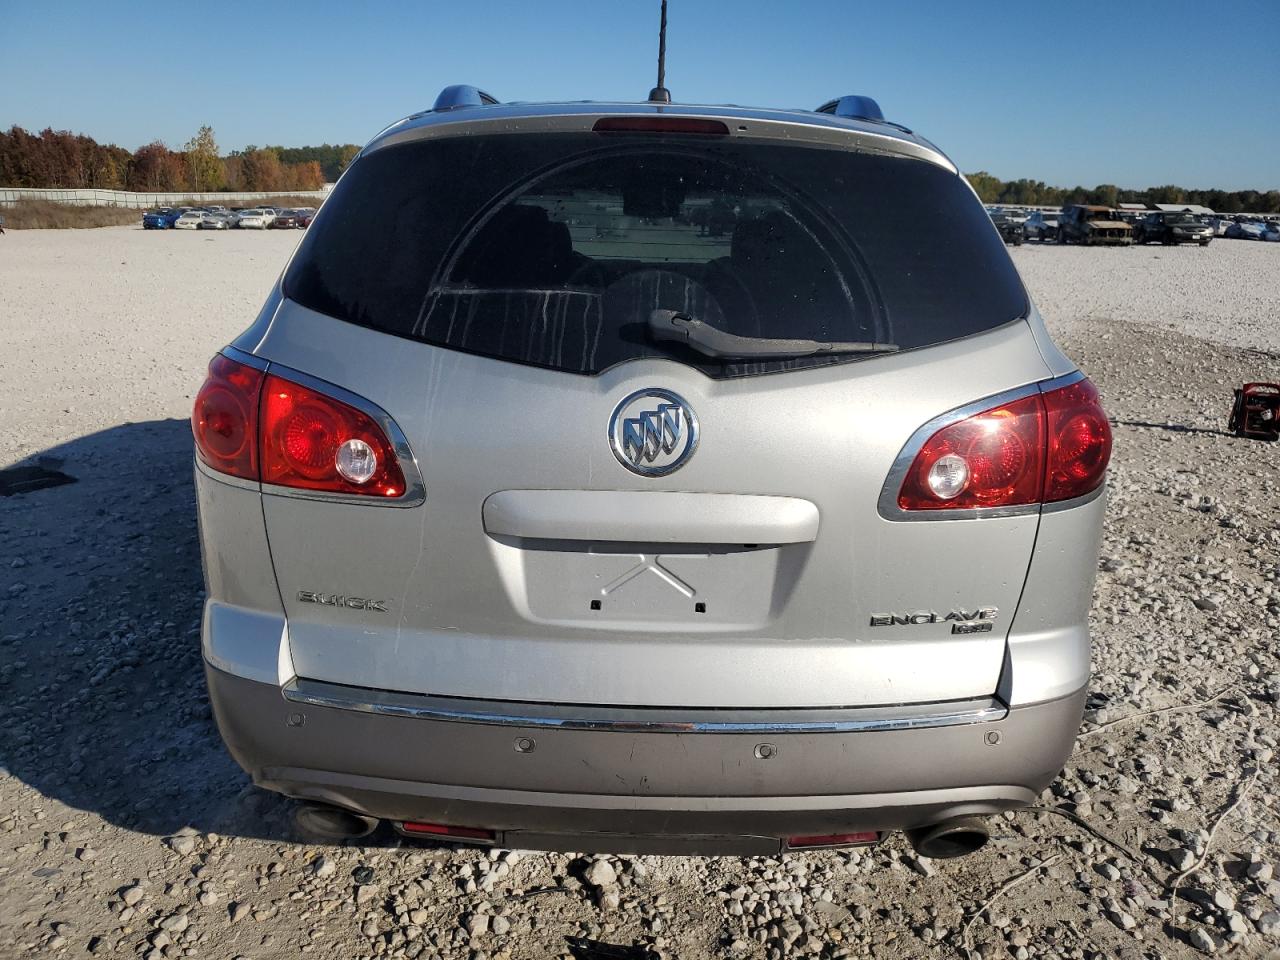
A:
206;663;1084;854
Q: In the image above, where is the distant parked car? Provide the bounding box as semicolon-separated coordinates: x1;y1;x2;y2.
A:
987;209;1025;245
271;209;301;229
1058;205;1133;246
1132;211;1213;246
296;208;317;228
1023;210;1059;242
174;211;210;230
1225;220;1267;241
1263;222;1280;242
142;208;180;229
199;213;233;230
237;209;275;230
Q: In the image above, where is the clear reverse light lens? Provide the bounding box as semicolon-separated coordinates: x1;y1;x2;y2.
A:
926;453;969;500
335;438;378;484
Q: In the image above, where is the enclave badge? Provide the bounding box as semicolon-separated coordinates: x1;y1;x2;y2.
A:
869;607;998;629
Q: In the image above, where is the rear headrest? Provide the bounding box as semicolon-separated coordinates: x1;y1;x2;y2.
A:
455;204;559;288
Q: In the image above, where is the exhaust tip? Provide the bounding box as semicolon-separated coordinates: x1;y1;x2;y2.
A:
293;803;379;841
906;816;990;860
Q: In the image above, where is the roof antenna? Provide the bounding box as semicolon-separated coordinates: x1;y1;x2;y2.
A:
648;0;671;103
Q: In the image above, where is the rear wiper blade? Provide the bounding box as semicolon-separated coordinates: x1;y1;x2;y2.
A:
648;310;898;360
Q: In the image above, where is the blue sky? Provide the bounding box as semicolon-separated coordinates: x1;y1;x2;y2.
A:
2;0;1277;190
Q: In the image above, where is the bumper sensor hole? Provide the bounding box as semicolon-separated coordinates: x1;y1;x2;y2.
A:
695;602;706;613
589;600;602;611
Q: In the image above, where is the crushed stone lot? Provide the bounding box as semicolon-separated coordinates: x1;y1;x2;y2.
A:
1;227;1279;960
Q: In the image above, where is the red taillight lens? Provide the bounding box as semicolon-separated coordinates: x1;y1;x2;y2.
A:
787;831;880;850
261;375;406;498
897;395;1045;511
192;355;263;479
896;377;1110;512
1043;379;1112;502
194;354;409;500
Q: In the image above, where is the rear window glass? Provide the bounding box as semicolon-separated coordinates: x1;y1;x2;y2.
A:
285;131;1027;378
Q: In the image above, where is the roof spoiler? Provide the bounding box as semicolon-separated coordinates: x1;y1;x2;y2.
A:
433;84;500;112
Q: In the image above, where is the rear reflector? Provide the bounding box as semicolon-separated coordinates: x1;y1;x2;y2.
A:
398;821;495;843
787;831;880;850
593;116;730;135
896;376;1111;511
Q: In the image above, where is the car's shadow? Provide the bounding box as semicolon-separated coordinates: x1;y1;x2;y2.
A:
0;419;403;846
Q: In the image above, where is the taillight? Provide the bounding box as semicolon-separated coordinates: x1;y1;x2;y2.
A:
192;355;264;480
897;395;1044;511
261;375;406;498
896;377;1110;512
1043;379;1112;501
192;354;409;500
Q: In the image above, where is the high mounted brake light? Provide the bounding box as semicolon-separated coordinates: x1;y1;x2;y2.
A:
592;117;729;135
192;355;408;499
895;377;1111;512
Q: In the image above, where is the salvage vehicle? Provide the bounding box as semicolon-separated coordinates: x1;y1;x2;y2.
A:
173;210;209;230
193;83;1112;858
236;208;275;229
142;207;181;229
1058;205;1132;245
1022;210;1059;242
1132;211;1212;246
988;208;1026;245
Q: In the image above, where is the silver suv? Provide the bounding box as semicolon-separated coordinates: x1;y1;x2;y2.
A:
193;87;1112;858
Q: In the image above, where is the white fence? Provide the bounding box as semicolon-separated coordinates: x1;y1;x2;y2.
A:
0;186;333;208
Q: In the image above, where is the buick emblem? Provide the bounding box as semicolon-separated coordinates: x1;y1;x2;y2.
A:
608;388;699;477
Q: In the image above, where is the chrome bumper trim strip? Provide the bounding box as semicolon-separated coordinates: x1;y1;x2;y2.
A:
282;679;1008;734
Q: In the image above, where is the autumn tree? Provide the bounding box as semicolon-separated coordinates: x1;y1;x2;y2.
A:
127;141;169;191
238;147;284;191
185;124;223;192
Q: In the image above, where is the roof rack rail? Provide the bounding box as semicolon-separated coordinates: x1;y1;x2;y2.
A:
815;95;884;122
433;85;500;112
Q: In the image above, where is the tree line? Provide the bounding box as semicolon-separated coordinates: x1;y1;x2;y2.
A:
6;125;1275;212
0;126;360;194
965;171;1280;214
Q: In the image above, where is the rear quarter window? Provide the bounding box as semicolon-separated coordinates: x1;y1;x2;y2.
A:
285;131;1027;378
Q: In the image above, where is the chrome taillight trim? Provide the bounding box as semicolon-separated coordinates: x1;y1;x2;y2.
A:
876;370;1088;522
282;678;1008;734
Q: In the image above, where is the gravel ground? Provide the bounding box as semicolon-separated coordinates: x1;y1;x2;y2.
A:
1;227;1279;960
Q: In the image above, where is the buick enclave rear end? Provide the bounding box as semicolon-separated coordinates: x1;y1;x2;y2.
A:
193;92;1110;857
